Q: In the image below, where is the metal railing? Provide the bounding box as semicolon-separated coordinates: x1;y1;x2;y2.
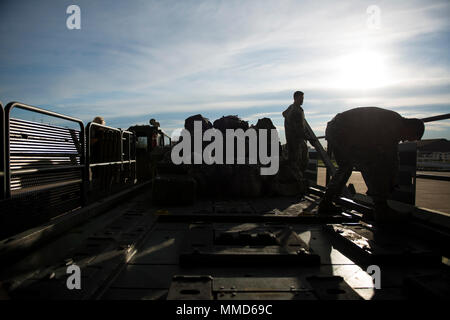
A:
0;102;141;239
2;102;86;238
86;122;137;201
86;122;122;168
159;129;172;146
5;102;86;199
86;122;136;169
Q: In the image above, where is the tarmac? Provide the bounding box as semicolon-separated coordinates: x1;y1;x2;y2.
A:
317;168;450;214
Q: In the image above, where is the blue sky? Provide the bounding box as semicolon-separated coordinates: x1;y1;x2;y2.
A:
0;0;449;143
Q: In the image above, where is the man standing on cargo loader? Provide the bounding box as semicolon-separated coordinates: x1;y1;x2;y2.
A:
318;107;425;223
283;91;309;181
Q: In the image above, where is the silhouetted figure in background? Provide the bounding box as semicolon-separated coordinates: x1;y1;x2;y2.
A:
150;118;160;128
93;116;105;126
318;107;425;223
282;91;309;185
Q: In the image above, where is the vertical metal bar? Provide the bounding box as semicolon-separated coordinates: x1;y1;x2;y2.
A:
119;130;122;185
128;132;131;164
127;131;131;183
120;130;124;171
326;145;332;186
121;130;136;184
4;105;12;199
84;122;92;205
86;122;92;180
0;102;5;200
79;121;87;206
131;132;136;183
412;142;417;206
124;131;128;184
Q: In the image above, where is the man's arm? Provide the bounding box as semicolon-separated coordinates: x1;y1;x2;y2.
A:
282;105;291;118
297;107;306;139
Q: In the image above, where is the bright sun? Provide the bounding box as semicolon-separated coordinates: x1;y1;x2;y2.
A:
336;50;388;89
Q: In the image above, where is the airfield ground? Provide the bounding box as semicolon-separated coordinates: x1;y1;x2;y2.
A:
317;168;450;214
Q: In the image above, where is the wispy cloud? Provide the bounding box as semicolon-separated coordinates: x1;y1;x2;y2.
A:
0;0;449;143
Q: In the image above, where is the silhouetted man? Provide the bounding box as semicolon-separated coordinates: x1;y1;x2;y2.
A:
282;91;309;180
93;116;105;126
318;107;425;223
150;118;160;128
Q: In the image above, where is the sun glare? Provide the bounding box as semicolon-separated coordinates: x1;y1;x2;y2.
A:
336;50;388;89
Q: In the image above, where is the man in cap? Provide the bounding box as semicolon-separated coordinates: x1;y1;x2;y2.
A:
318;107;425;223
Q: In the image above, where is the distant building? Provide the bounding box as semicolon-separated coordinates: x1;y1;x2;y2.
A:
417;139;450;162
